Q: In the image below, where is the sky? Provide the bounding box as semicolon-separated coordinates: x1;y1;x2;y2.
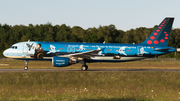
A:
0;0;180;31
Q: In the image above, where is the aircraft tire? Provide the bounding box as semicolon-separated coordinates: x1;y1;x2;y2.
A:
24;66;28;70
81;65;88;71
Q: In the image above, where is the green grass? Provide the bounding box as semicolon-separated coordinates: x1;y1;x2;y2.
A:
0;59;180;100
1;59;180;69
0;72;180;100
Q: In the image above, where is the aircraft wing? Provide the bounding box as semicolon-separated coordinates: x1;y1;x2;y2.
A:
59;49;101;59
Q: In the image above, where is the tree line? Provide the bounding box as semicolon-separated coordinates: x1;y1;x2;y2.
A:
0;23;180;58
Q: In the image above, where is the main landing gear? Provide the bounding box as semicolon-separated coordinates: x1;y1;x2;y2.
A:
24;60;29;70
81;65;88;71
80;60;88;71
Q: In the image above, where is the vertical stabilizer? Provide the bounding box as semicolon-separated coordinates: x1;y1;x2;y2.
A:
139;18;174;46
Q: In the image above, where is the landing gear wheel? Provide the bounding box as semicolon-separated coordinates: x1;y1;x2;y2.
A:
24;66;28;70
81;65;88;71
24;60;29;70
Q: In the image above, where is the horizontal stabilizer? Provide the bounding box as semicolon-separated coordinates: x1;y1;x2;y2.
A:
155;48;173;51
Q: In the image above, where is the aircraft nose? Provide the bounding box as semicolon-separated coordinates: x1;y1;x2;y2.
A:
3;49;8;57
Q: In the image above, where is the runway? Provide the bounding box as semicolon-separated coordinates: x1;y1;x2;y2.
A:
0;68;180;72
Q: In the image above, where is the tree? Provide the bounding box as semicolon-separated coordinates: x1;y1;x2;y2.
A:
71;26;84;41
0;22;180;58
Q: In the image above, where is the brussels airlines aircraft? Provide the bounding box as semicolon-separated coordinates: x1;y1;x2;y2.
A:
3;18;177;70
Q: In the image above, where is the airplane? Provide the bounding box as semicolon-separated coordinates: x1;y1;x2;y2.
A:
3;17;177;70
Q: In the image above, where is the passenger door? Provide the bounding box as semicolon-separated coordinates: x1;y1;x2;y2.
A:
23;43;28;53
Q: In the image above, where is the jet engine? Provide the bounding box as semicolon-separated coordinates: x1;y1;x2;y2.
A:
52;56;76;67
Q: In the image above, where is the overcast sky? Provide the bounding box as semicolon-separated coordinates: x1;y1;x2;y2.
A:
0;0;179;31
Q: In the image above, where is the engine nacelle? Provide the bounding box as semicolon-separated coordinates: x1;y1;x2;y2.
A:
52;56;70;67
52;56;77;67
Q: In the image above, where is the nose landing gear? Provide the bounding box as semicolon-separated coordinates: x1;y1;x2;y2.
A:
24;60;29;70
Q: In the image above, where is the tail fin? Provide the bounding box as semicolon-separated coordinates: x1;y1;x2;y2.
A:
139;17;174;46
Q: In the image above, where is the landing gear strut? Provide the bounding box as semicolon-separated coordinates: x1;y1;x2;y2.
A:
80;60;88;71
24;60;29;70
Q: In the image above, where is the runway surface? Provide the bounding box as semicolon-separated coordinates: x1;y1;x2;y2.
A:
0;68;180;72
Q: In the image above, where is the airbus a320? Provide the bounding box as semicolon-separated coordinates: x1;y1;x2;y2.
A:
3;18;177;70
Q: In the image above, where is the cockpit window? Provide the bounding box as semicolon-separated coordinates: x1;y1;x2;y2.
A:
11;46;17;49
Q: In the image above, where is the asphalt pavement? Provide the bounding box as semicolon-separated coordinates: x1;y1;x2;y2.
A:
0;68;180;72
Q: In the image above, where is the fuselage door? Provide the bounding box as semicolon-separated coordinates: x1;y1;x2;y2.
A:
23;43;28;53
22;43;35;54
